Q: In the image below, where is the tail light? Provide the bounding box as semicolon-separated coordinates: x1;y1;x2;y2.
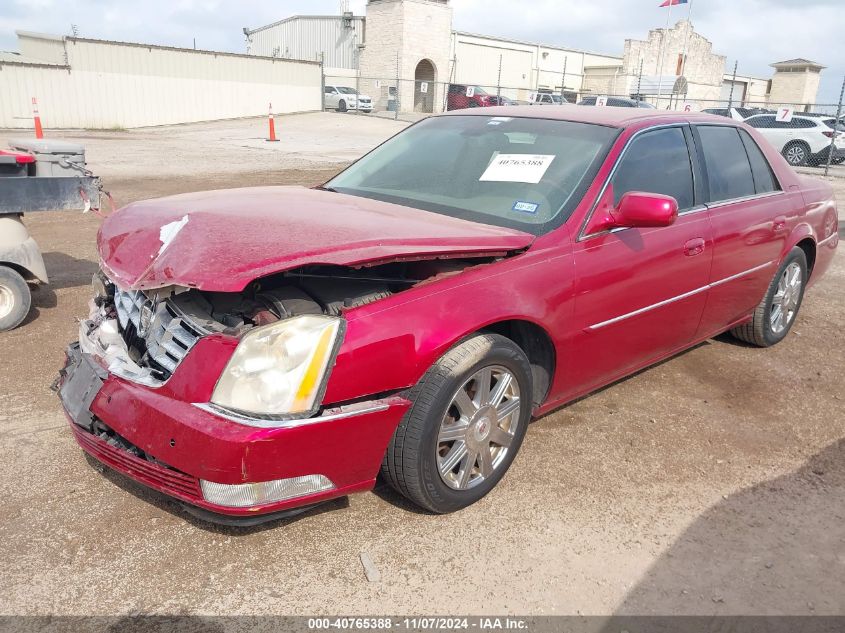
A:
822;130;835;138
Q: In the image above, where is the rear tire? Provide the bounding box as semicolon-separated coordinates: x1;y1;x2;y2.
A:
381;333;532;514
782;141;810;167
0;266;31;332
730;247;807;347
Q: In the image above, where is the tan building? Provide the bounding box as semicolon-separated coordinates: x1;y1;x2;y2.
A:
357;0;453;113
767;59;826;110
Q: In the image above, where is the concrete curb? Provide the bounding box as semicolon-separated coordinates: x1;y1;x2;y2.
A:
796;166;845;180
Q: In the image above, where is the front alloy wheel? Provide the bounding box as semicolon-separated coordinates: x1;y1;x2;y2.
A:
382;333;532;513
436;365;521;490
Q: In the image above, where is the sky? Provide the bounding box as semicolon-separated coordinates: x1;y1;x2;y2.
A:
1;0;842;103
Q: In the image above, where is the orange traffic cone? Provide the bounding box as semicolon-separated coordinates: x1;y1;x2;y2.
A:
266;102;279;142
32;97;44;139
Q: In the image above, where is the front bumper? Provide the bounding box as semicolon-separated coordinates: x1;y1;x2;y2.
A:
58;343;410;522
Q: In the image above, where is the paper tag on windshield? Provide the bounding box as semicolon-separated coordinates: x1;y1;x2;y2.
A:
479;154;555;184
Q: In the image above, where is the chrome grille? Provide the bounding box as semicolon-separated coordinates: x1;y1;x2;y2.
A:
114;288;204;376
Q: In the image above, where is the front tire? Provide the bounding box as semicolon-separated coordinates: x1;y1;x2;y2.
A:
0;265;31;332
730;247;807;347
338;99;347;113
381;333;532;513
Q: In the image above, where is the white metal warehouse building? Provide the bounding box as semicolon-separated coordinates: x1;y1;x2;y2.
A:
0;31;322;129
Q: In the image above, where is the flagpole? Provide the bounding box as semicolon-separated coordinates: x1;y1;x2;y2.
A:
679;0;694;78
655;0;674;106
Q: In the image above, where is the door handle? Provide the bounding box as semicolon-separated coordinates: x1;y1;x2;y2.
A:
684;237;706;257
773;216;787;233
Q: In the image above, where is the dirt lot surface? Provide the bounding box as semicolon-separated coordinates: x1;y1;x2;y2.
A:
1;113;843;616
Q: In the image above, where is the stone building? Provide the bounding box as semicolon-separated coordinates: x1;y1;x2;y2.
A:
357;0;453;113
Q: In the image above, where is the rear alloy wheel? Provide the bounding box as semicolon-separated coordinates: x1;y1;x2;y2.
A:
730;247;807;347
0;265;31;332
782;142;810;167
381;333;532;513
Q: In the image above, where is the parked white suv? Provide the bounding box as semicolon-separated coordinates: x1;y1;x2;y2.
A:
745;113;845;166
324;85;373;113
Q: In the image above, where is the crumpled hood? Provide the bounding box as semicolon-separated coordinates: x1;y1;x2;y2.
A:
98;186;534;292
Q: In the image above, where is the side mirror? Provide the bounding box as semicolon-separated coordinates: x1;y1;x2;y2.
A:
611;192;678;228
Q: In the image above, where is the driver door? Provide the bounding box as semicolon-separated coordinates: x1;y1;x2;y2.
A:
566;125;713;398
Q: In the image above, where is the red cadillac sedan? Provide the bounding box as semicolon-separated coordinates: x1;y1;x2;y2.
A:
58;106;839;524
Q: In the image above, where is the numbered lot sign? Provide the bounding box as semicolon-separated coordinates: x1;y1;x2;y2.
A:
681;102;697;113
776;107;794;123
466;86;475;97
596;95;608;107
420;82;429;94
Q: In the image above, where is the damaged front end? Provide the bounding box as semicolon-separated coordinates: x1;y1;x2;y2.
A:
78;256;488;392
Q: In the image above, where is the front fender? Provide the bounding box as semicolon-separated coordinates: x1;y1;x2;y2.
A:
0;216;48;283
321;242;574;405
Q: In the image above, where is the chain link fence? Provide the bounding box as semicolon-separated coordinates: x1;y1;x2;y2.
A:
322;65;845;176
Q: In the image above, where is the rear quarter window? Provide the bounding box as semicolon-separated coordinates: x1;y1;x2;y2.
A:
697;126;756;202
739;130;780;194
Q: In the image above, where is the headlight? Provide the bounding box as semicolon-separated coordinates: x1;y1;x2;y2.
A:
211;315;343;417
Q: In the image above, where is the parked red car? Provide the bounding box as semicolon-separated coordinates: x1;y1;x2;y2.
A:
59;107;839;523
447;84;494;110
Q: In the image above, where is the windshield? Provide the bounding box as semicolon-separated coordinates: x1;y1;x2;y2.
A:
337;87;357;94
326;115;617;235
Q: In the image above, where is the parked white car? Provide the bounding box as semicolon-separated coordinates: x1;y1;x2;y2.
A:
745;113;845;166
324;85;373;113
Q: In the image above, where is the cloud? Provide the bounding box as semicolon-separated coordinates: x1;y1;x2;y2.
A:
0;0;841;102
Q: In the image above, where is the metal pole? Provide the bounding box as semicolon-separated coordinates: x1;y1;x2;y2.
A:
394;53;400;121
656;0;674;108
497;54;502;99
355;65;361;117
726;60;737;114
320;52;325;112
636;58;643;101
679;0;695;78
560;56;568;102
824;74;845;177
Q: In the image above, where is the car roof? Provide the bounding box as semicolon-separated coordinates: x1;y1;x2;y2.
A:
439;104;738;128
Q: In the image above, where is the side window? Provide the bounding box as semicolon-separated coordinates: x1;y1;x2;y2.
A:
746;116;775;129
697;126;755;202
325;87;333;94
739;130;780;194
611;127;695;210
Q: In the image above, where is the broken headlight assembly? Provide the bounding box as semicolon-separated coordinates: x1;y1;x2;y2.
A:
210;315;344;420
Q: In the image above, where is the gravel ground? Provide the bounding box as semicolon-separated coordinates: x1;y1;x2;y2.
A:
0;113;843;616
